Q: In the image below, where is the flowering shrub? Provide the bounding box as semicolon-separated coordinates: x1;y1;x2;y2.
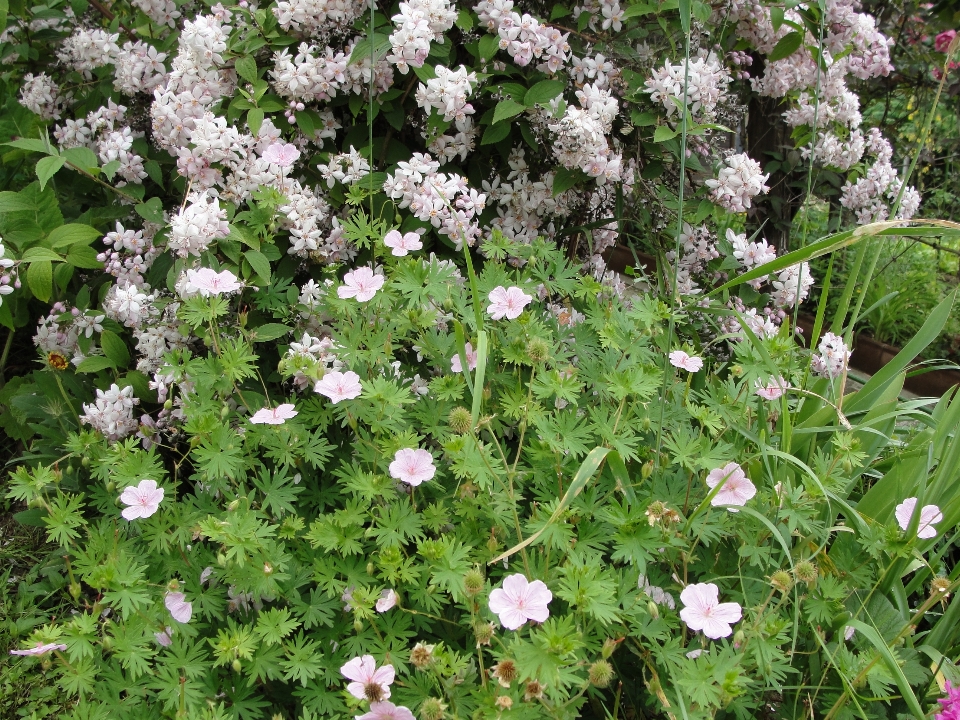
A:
2;0;960;718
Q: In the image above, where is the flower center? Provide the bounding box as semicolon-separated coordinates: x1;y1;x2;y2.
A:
364;682;385;702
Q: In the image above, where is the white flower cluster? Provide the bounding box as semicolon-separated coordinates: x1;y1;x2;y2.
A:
484;153;570;245
387;0;458;74
273;0;368;37
840;129;920;223
317;146;371;187
133;303;188;374
426;123;477;164
273;39;394;108
130;0;180;27
384;153;486;249
113;41;168;95
282;332;342;391
667;224;721;296
812;331;851;378
98;222;161;285
475;0;570;73
547;83;625;183
644;53;731;121
52;101;149;188
705;152;770;213
569;53;618;90
0;238;18;306
168;191;230;257
727;228;777;272
103;281;158;328
572;0;625;33
416;65;478;124
79;384;140;442
56;28;120;77
19;73;68;119
770;262;814;309
34;305;81;359
279;182;353;262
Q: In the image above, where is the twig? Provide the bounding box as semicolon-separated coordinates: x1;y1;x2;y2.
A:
87;0;138;41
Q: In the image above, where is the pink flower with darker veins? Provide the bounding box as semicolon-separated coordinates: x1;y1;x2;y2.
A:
249;403;298;425
376;589;398;613
755;376;790;400
487;286;533;320
669;350;703;372
338;267;385;302
186;267;242;297
895;497;943;539
9;641;67;656
315;371;363;403
389;448;436;486
262;142;301;167
341;655;395;702
383;229;423;256
164;591;193;624
119;479;164;520
451;342;478;373
705;462;756;511
356;702;416;720
488;574;552;630
679;582;742;639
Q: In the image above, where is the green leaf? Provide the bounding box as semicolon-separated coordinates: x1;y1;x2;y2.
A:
492;98;526;124
247;108;264;136
19;247;64;262
48;223;100;249
654;125;678;142
101;159;121;181
244;249;272;283
347;32;391;65
768;31;803;62
99;329;130;368
481;121;511;145
552;167;585;196
523;80;565;107
478;34;499;61
631;110;656;126
5;138;52;154
36;156;66;191
134;197;164;224
0;191;34;213
26;259;52;302
848;620;925;720
490;446;611;563
0;0;8;38
228;224;260;250
76;356;116;373
250;323;291;342
412;63;437;82
235;55;258;83
65;244;103;269
61;146;99;170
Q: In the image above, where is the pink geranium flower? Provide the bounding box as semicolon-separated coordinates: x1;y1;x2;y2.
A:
155;626;173;647
487;286;533;320
119;479;164;521
895;497;943;539
376;589;398;613
357;702;416;720
451;342;478;373
262;142;301;167
669;350;703;372
249;403;298;425
383;230;423;256
186;268;242;297
935;29;957;53
338;267;385;302
679;582;742;639
389;448;436;486
488;574;552;630
755;376;790;400
341;655;395;702
315;371;363;403
705;462;756;511
9;641;67;656
164;591;193;624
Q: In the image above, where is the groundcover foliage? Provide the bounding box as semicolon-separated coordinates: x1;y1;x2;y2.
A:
2;0;960;717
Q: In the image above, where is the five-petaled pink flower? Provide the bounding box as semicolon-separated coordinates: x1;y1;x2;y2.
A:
262;142;301;167
186;268;242;297
755;377;790;400
356;702;416;720
488;573;552;630
120;479;164;521
895;497;943;539
249;403;298;425
315;371;363;403
376;589;398;613
487;286;533;320
705;462;756;511
389;448;436;486
669;350;703;372
341;655;395;702
451;342;478;373
338;267;385;302
9;641;67;656
383;230;423;256
165;591;193;624
679;582;742;639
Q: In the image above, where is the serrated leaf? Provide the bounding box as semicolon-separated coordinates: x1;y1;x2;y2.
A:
0;191;34;213
481;121;511;145
235;55;258;83
134;197;164;224
478;34;499;61
552;167;585;196
61;146;98;170
76;356;116;373
48;223;100;249
5;138;52;154
412;63;437;82
20;247;64;262
492;98;526;124
101;159;121;181
631;110;656;126
622;2;653;18
36;156;66;191
654;125;678;142
523;80;565;107
250;323;291;342
247;108;264;136
768;31;803;62
100;329;130;368
26;259;52;302
66;245;103;269
244;249;272;283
